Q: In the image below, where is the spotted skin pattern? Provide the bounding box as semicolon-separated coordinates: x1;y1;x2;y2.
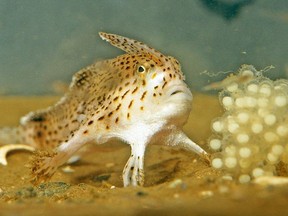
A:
1;32;208;186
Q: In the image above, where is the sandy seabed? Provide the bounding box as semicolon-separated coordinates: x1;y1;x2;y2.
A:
0;93;287;216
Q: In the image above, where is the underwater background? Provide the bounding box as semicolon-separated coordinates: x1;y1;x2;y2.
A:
0;0;287;95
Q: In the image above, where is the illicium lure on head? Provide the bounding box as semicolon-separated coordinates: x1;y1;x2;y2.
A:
0;32;208;187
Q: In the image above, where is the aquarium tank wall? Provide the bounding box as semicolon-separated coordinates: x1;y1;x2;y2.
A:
0;0;287;95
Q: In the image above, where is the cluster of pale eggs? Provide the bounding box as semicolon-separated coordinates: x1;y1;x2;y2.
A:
209;65;288;183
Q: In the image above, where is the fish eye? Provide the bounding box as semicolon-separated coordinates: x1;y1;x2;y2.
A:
137;65;146;73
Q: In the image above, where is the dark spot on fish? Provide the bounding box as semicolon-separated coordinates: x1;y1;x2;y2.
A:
132;87;138;94
37;131;42;138
128;100;134;109
98;116;105;121
140;91;147;100
116;104;122;111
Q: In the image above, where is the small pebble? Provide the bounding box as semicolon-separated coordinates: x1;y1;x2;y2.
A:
218;185;230;194
173;193;180;198
199;190;214;198
222;175;233;181
93;174;111;182
61;166;75;173
136;191;147;196
168;179;183;188
239;174;251;183
105;162;115;168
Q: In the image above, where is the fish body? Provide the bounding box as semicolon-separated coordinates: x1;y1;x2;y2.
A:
1;32;208;186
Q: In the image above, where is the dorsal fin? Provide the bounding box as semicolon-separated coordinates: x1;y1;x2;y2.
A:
99;32;164;59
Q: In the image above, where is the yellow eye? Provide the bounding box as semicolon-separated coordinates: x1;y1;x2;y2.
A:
137;65;146;73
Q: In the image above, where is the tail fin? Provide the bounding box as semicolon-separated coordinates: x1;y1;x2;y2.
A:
0;127;22;144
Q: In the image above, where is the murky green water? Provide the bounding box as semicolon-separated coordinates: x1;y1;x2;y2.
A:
0;0;287;94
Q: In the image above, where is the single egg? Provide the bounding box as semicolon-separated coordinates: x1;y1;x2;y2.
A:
225;157;237;168
212;158;223;169
209;139;222;150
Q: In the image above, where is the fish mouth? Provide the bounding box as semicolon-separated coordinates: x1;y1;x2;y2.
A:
170;90;184;96
167;85;192;100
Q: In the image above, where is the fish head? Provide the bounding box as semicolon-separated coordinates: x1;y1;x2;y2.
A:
100;32;193;126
